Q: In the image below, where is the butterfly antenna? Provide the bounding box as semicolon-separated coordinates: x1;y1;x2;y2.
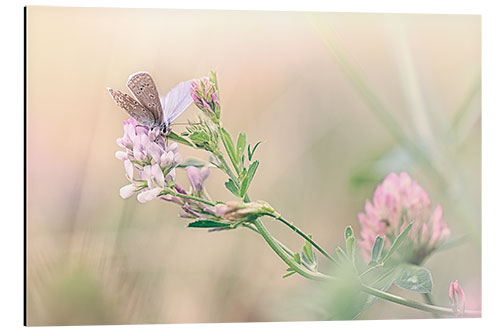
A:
170;122;201;126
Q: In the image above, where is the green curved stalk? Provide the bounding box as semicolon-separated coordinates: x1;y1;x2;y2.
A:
267;214;337;264
215;150;239;185
253;218;337;282
359;284;480;318
243;224;294;257
215;125;240;185
359;263;383;278
423;293;440;318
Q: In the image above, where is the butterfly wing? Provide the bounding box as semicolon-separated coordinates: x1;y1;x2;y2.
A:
126;72;163;126
163;80;193;124
107;88;157;127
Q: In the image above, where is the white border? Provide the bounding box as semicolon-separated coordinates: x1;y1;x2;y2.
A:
3;0;498;332
10;0;487;14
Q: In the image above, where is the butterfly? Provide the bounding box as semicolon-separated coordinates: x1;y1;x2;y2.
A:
108;72;193;135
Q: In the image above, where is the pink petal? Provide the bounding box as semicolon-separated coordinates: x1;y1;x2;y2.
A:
119;184;135;199
137;187;162;203
115;151;128;161
124;159;133;180
151;163;165;187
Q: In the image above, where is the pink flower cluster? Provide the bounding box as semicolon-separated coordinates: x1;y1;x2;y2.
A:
115;118;182;203
358;172;450;264
190;77;220;120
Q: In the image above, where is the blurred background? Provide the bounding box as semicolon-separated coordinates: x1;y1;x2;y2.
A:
26;7;481;325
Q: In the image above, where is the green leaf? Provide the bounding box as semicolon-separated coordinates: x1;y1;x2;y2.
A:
189;131;210;149
381;223;412;264
369;236;384;266
293;252;301;264
220;128;239;172
224;179;240;197
239;160;259;197
189;131;209;142
238;168;247;184
177;158;208;168
282;271;296;279
335;247;349;262
236;132;246;162
394;264;433;293
248;141;262;161
168;131;193;147
345;236;355;262
187;220;230;228
301;254;318;271
247;144;252;161
301;236;318;271
303;240;314;262
343;226;356;262
345;226;353;240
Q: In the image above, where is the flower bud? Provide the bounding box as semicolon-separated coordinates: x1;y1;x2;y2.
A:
186;166;210;196
215;201;275;222
449;280;466;316
190;74;221;123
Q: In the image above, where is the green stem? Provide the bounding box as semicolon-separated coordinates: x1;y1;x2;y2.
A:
360;284;480;317
268;214;336;264
243;224;294;257
167;191;216;207
253;218;336;282
423;293;440;318
215;151;240;185
359;263;383;278
216;125;240;183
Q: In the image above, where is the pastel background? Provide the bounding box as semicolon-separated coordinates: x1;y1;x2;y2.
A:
26;7;481;325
